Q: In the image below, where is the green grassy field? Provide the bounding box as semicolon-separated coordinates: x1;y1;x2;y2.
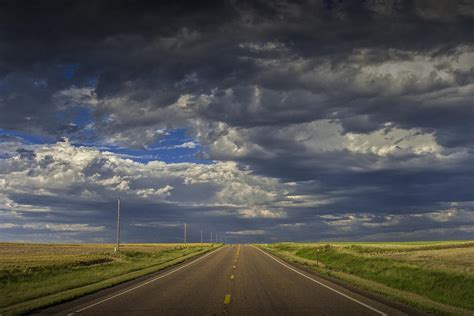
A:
0;242;217;315
262;241;474;316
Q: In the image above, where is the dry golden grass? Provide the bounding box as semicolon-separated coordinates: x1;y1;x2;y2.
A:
0;242;213;271
0;243;165;272
385;246;474;274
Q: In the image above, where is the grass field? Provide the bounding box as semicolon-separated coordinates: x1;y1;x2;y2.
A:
0;242;217;315
262;241;474;315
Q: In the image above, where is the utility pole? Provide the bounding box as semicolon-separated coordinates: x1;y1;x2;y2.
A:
211;232;213;244
216;233;218;243
200;229;203;244
184;222;187;247
115;197;121;252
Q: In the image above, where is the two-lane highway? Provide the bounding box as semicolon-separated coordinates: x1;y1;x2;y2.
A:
40;245;414;315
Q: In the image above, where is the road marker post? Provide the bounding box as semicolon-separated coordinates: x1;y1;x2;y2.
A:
224;294;231;304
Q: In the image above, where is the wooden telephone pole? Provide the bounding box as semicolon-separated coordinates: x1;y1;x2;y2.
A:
184;222;187;247
115;197;121;252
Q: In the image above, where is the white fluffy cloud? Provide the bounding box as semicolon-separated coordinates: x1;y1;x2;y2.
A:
0;139;292;219
226;229;267;235
0;223;105;232
195;118;463;172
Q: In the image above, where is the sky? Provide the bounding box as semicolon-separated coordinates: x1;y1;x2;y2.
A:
1;0;474;243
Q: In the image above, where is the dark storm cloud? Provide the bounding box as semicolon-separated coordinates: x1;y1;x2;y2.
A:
1;0;474;241
0;140;295;241
2;1;474;134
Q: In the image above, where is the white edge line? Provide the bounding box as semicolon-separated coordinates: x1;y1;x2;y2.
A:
252;246;388;316
74;246;225;313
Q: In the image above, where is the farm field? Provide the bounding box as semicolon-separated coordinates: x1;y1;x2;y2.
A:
0;242;216;314
262;241;474;315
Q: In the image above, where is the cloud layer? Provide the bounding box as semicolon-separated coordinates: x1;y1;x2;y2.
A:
1;0;474;242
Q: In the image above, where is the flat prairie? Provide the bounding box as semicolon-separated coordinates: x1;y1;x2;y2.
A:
0;242;215;314
264;241;474;315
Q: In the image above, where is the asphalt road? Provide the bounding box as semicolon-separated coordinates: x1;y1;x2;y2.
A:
40;245;416;315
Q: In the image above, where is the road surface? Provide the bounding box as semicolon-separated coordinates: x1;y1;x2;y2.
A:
40;245;417;315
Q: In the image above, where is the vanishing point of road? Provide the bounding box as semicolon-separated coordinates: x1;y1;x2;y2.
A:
39;245;421;315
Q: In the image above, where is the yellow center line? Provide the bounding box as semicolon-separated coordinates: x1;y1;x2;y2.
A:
224;294;231;304
230;274;234;280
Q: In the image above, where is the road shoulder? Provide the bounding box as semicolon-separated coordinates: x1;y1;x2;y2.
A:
255;245;429;316
6;245;224;315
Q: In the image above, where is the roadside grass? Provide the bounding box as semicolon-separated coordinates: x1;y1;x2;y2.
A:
0;243;217;315
262;241;474;315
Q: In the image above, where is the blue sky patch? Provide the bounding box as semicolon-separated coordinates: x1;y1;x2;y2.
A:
94;129;212;164
0;127;210;165
60;63;80;80
0;128;55;145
